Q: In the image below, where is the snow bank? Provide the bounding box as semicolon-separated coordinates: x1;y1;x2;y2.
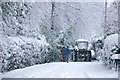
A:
103;34;118;57
101;34;119;69
104;34;118;48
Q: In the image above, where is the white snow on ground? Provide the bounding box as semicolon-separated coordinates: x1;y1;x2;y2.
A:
2;61;118;78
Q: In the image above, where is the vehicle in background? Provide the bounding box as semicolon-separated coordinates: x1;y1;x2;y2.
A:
72;39;94;62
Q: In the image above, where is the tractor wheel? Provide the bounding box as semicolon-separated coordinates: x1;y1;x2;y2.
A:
88;51;92;62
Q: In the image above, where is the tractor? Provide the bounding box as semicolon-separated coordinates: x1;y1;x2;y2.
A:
72;39;92;62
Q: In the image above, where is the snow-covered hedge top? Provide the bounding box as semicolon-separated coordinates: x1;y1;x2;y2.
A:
5;35;49;46
104;34;118;47
104;34;118;57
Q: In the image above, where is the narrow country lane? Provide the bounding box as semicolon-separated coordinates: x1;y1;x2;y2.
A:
2;61;118;78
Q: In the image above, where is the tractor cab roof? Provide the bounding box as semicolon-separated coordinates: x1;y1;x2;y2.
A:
76;39;88;43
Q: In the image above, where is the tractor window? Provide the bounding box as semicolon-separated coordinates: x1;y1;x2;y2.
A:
78;42;88;50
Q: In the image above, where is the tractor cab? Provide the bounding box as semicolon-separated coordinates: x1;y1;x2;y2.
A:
76;39;89;50
73;39;92;62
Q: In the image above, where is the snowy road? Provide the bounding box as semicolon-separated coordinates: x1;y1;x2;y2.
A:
2;61;118;78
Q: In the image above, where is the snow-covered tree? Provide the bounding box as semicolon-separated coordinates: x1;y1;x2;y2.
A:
103;1;118;36
1;2;51;72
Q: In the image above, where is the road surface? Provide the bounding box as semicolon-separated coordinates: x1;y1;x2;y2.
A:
2;61;118;78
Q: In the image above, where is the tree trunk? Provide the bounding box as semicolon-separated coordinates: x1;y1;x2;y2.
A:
51;2;55;30
104;0;108;36
118;1;120;49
